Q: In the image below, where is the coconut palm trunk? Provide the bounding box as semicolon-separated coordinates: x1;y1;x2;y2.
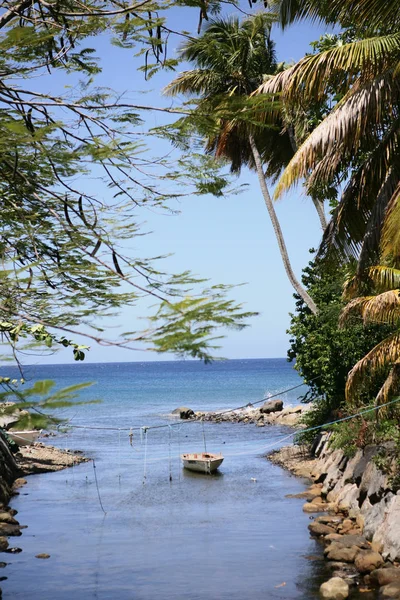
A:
249;134;318;314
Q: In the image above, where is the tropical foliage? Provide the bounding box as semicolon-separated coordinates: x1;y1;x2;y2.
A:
287;257;394;431
165;14;318;313
340;266;400;416
258;0;400;276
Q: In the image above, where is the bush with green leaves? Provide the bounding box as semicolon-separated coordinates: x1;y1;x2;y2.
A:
288;256;395;436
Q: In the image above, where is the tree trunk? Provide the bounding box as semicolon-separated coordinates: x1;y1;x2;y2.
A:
249;134;318;315
311;195;328;231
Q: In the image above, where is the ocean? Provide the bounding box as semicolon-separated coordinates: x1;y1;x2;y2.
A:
1;358;332;599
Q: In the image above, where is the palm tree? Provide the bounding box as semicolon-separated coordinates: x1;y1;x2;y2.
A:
254;1;400;276
164;14;318;314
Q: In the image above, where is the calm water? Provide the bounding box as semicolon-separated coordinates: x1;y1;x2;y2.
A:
1;359;334;599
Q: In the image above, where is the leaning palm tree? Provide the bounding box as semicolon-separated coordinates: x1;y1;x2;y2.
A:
164;14;318;314
256;0;400;274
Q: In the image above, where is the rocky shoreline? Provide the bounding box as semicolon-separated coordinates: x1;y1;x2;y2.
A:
172;397;312;427
268;438;400;599
0;433;88;598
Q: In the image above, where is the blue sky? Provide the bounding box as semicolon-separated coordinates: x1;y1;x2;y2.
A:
20;8;335;365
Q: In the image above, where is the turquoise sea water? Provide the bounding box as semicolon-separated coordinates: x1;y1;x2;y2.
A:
1;359;335;600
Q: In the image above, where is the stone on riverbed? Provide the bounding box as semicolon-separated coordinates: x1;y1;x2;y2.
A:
380;581;400;598
354;550;383;573
319;577;349;599
308;522;336;537
370;568;400;587
324;543;360;563
0;523;21;537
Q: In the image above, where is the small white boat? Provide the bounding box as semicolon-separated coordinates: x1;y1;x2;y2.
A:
181;452;224;474
7;430;41;446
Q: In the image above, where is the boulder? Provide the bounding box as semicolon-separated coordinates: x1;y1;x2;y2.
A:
0;539;8;553
35;553;50;559
380;581;400;598
359;461;389;505
309;522;336;537
319;577;349;599
260;399;283;414
0;513;17;525
325;534;344;543
370;568;400;587
373;495;400;561
332;534;370;550
354;550;384;573
0;523;21;537
315;515;343;526
172;407;195;420
303;500;332;513
325;543;360;563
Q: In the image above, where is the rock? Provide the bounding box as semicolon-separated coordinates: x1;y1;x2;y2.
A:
380;581;400;598
373;495;400;562
0;523;21;537
309;522;336;537
259;399;283;414
354;550;384;573
12;478;27;489
333;534;370;550
325;543;360;563
35;553;50;559
319;576;349;599
315;515;343;526
286;490;321;500
0;513;17;525
0;539;8;552
370;568;400;586
339;519;354;534
359;461;389;505
0;563;6;568
303;499;332;513
325;534;344;543
172;407;194;420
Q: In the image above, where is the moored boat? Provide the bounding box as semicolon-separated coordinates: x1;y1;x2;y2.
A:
7;430;41;446
181;452;224;474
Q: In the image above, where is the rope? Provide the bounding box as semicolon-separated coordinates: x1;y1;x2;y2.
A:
142;426;148;484
92;459;106;515
168;426;172;482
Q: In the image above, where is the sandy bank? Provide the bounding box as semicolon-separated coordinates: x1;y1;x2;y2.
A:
16;442;88;476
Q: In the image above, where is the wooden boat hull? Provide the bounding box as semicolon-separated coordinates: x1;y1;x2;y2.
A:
181;452;224;474
7;430;41;446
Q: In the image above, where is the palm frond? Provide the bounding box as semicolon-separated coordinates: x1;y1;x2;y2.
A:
274;0;400;30
368;266;400;292
344;266;400;300
274;74;400;199
317;119;400;265
256;34;400;105
341;290;400;329
381;182;400;260
346;332;400;405
375;360;400;418
164;70;222;97
339;295;374;327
